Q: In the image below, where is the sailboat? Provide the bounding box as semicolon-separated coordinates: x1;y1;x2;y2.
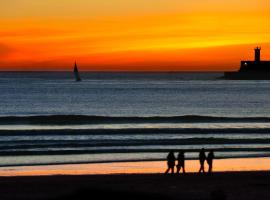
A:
73;62;82;82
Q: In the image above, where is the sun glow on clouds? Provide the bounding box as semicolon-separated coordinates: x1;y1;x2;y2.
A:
1;0;270;71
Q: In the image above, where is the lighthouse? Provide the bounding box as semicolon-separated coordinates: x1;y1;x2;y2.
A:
224;46;270;79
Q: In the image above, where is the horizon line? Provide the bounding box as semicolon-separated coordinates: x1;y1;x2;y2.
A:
0;70;228;73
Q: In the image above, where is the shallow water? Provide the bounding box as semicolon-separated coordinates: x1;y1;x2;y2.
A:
0;72;270;166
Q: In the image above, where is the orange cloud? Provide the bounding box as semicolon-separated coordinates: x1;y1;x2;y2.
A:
1;1;270;71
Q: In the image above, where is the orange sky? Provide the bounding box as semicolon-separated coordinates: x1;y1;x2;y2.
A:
1;0;270;71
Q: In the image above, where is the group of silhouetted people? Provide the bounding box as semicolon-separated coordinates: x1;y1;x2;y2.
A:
165;148;215;174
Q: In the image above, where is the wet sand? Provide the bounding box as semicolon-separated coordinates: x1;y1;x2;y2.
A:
0;157;270;176
0;171;270;200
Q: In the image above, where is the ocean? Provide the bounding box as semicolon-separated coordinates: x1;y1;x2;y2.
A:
0;72;270;167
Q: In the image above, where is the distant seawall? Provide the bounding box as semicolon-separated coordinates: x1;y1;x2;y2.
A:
224;71;270;80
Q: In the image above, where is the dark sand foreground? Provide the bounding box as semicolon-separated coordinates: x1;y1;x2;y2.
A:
0;171;270;200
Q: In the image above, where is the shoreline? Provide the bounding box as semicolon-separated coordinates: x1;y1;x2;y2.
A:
0;157;270;177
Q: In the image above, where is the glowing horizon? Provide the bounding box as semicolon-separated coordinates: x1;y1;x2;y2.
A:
1;0;270;71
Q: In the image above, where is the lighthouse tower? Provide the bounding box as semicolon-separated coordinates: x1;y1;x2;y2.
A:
255;47;261;64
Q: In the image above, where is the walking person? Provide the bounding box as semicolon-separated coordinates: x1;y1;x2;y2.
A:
198;148;206;174
176;150;186;174
165;151;176;174
207;150;215;174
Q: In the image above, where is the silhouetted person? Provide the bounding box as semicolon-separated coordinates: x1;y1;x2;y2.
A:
207;150;215;174
176;150;186;174
198;148;206;174
165;151;176;174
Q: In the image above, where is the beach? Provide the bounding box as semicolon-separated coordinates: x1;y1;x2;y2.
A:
0;171;270;200
0;158;269;199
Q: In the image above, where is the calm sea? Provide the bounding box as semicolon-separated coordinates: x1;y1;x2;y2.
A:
0;72;270;167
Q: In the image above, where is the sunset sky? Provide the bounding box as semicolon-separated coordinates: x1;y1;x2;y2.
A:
1;0;270;71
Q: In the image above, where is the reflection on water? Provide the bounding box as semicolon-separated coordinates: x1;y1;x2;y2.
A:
0;157;270;176
1;122;270;130
1;122;270;166
0;151;270;167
